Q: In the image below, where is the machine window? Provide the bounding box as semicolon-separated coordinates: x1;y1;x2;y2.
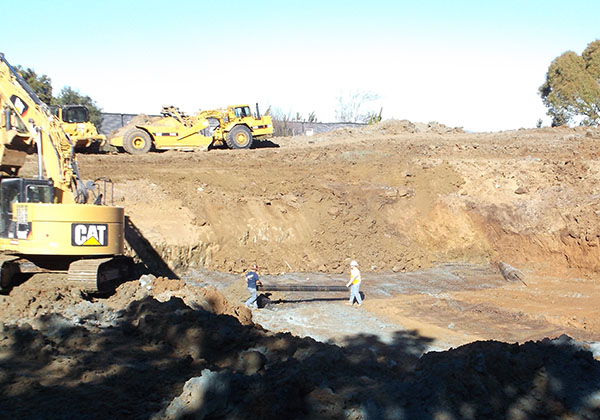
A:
26;184;54;203
64;107;89;123
0;180;20;237
235;107;250;118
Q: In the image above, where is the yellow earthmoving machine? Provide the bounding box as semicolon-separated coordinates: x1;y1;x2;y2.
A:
0;53;131;294
110;104;273;154
50;104;106;149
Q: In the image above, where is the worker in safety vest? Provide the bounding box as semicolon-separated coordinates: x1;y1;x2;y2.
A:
346;260;362;306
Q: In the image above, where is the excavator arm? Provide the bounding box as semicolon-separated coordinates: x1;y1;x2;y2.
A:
0;53;131;294
0;53;88;204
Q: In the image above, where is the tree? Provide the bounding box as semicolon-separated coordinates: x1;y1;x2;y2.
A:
335;90;380;123
266;107;293;136
14;65;53;104
539;40;600;126
15;63;103;127
266;107;319;136
54;86;103;127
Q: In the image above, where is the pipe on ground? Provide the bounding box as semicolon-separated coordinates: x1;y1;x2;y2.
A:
258;284;347;292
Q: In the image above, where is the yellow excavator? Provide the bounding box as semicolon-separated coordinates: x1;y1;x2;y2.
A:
0;53;131;294
50;104;106;150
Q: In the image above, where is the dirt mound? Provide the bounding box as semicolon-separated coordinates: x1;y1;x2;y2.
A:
0;275;83;324
106;275;253;325
366;119;465;135
0;273;252;328
107;114;162;140
408;336;600;419
1;292;598;419
313;119;464;141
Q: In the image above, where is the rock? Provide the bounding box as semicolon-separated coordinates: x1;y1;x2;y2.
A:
139;274;157;289
237;350;266;374
382;188;398;198
154;370;232;420
514;186;528;194
587;342;600;360
306;387;343;418
498;261;526;285
397;187;413;198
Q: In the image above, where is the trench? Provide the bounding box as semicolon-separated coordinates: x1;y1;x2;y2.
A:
178;263;519;352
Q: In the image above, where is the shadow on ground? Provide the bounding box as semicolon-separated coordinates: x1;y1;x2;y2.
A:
207;138;280;151
0;296;599;419
124;216;178;279
257;291;364;306
262;295;348;305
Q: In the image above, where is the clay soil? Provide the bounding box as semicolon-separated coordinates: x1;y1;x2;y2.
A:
2;121;600;419
85;121;600;345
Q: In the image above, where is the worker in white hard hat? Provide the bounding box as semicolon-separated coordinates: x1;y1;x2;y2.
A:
346;260;362;306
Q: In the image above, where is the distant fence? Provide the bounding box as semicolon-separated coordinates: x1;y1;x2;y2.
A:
271;121;365;137
99;112;365;137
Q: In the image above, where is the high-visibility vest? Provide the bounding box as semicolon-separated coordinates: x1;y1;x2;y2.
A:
350;267;361;285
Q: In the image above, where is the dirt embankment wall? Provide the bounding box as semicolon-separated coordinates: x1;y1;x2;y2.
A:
69;122;600;278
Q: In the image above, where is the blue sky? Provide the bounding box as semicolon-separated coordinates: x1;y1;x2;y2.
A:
3;0;599;131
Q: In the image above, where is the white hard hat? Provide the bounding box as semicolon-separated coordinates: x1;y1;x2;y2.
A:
350;260;358;267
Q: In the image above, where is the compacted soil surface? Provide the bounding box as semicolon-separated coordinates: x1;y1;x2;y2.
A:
2;120;600;419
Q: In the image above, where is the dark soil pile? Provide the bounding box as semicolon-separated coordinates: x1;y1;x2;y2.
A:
1;282;598;420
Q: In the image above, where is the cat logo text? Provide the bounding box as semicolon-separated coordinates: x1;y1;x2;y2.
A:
71;224;108;246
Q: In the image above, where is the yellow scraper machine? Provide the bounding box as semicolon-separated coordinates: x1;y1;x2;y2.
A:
110;103;273;154
0;53;132;294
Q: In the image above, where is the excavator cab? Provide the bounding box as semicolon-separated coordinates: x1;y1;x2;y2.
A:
0;178;54;239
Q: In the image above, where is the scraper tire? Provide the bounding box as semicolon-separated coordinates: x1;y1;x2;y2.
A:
226;126;253;149
123;129;152;155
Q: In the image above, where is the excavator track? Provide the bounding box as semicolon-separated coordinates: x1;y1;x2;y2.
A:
68;256;133;294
